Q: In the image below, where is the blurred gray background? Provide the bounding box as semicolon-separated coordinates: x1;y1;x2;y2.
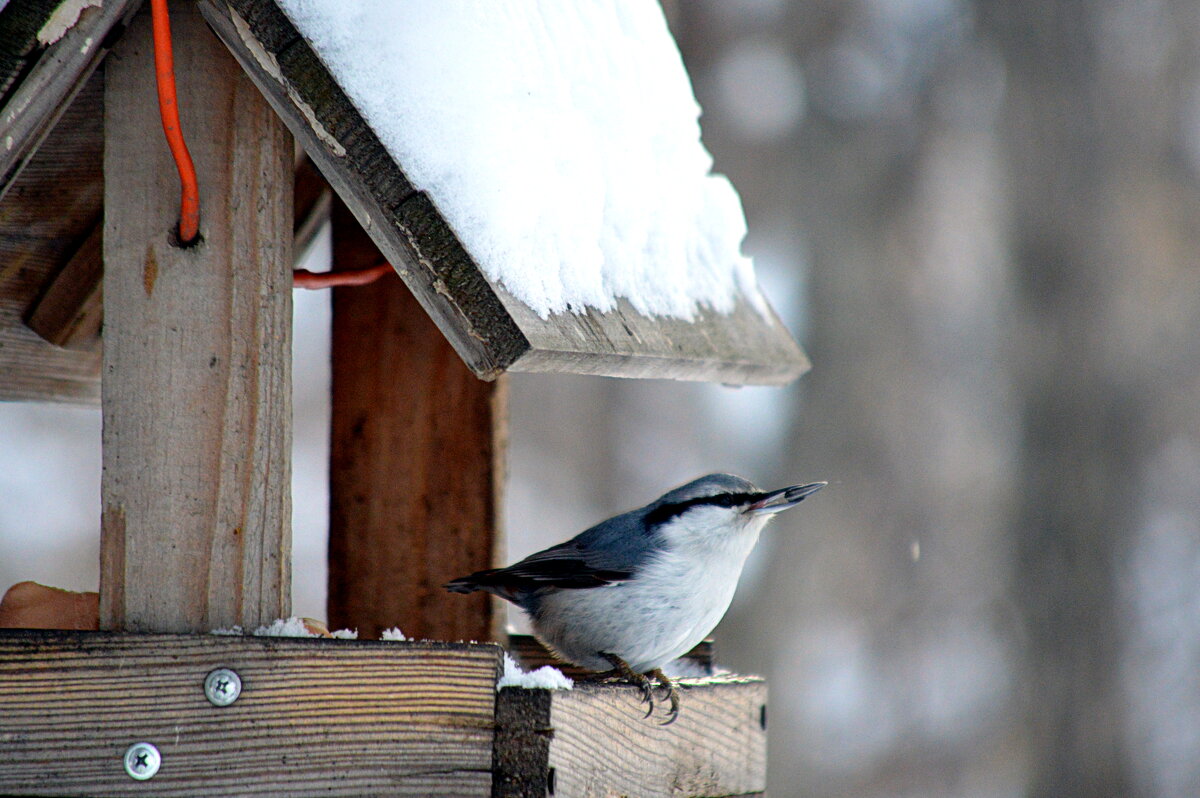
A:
5;0;1200;795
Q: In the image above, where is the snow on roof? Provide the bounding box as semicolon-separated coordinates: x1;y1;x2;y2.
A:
278;0;765;321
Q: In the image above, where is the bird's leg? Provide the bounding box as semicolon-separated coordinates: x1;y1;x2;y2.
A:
598;652;656;715
648;668;681;725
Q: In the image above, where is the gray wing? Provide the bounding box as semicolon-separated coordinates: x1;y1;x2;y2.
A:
444;508;659;601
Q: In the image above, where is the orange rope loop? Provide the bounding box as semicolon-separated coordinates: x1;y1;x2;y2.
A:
149;0;200;245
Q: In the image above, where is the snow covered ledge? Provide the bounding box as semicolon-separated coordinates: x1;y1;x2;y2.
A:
197;0;808;385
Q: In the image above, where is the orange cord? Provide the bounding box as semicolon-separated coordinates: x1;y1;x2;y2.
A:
292;263;394;289
150;0;200;245
148;1;385;285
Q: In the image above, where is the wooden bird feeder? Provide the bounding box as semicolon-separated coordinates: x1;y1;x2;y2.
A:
0;1;806;795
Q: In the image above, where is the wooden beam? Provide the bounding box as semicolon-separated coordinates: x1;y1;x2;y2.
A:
494;676;768;798
0;0;139;198
0;68;103;402
23;218;102;350
0;630;500;797
100;4;292;633
327;197;506;643
17;155;334;358
197;0;808;386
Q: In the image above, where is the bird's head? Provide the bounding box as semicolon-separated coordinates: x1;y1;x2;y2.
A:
643;473;826;549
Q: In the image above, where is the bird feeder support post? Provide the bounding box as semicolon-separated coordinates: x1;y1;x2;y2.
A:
99;3;293;633
326;196;507;643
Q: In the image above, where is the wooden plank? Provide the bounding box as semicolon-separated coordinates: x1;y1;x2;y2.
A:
101;4;292;633
494;676;767;798
326;197;506;643
0;68;102;402
196;0;808;386
13;155;342;363
23;218;102;350
0;630;501;797
0;0;139;198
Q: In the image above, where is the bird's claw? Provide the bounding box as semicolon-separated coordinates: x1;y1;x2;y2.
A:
598;654;683;723
650;668;680;725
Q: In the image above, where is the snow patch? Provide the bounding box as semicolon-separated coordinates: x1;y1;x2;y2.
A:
210;617;358;638
278;0;765;320
380;627;408;641
497;652;574;691
37;0;102;45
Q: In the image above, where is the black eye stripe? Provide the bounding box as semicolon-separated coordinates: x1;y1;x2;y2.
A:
645;491;763;528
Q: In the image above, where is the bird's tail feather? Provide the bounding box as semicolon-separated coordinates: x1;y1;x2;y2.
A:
443;569;498;594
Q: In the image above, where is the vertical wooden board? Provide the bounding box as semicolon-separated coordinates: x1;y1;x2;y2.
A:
0;631;501;797
326;198;506;643
495;678;767;798
101;5;292;633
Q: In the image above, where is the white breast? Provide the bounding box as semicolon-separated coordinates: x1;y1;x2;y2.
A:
531;509;767;673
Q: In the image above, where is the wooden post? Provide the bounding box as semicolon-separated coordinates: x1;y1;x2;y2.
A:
100;3;292;633
327;198;506;642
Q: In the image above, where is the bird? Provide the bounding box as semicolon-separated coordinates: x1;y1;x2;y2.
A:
444;473;825;724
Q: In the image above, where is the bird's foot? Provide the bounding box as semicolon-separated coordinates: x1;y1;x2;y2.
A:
649;668;681;725
598;652;656;716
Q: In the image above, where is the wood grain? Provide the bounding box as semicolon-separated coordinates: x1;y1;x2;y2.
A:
101;4;293;633
24;219;103;350
495;676;767;798
0;69;103;402
197;0;809;386
0;0;138;197
0;630;501;797
326;197;506;643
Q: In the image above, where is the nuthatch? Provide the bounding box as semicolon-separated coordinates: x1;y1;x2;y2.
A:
445;473;825;723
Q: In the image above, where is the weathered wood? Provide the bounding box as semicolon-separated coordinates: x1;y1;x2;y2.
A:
326;197;506;643
196;0;809;386
23;218;102;350
13;154;340;365
0;68;102;402
495;676;767;798
0;0;139;198
101;4;292;633
0;0;60;96
0;630;501;797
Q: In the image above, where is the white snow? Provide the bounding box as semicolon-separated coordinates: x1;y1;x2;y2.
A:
380;626;408;641
497;652;574;691
210;617;358;638
253;617;320;637
278;0;765;320
37;0;102;45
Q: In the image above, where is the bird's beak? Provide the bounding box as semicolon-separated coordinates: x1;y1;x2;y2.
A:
745;482;827;515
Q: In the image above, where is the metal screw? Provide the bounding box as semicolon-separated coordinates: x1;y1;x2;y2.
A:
123;742;161;780
204;667;242;707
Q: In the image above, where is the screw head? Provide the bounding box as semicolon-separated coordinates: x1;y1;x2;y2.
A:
204;667;242;707
123;742;161;780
